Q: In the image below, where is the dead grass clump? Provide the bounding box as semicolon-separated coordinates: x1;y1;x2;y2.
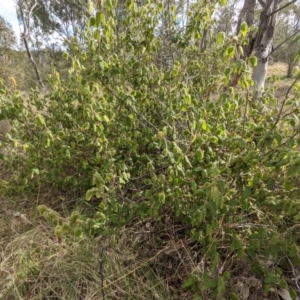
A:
265;62;296;99
116;208;300;300
118;216;195;299
0;198;299;299
0;194;299;300
267;62;288;78
0;212;177;300
0;222;104;299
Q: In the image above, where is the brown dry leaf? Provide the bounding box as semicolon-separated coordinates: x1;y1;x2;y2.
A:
234;281;250;299
244;276;262;288
278;289;292;300
20;214;31;224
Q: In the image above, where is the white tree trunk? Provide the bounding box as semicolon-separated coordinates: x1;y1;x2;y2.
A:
252;35;273;92
251;0;281;96
252;58;269;91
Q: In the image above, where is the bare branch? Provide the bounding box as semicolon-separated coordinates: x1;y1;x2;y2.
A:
268;28;300;57
22;36;44;88
258;0;266;7
267;0;297;17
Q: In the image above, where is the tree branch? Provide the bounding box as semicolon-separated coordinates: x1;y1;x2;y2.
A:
268;28;300;58
258;0;266;7
17;0;44;88
267;0;297;17
22;35;44;88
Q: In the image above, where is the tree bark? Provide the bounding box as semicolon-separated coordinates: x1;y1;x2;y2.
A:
252;0;281;95
22;35;44;88
236;0;256;35
236;0;256;58
237;0;300;96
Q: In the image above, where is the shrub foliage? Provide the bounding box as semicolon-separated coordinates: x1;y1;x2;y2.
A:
1;0;300;298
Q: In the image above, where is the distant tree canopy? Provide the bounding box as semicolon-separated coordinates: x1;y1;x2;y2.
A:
0;16;16;54
15;0;95;46
0;16;17;84
1;0;299;88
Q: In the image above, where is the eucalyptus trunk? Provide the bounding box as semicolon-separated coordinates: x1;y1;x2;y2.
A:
252;0;282;95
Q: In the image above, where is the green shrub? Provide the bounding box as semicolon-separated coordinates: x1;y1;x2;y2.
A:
1;0;300;298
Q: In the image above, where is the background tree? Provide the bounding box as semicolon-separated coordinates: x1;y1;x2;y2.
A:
0;16;17;83
0;16;16;53
16;0;96;46
16;0;45;88
272;1;300;77
237;0;298;95
214;0;240;36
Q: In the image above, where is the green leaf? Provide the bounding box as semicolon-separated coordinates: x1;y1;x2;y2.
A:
119;177;125;184
266;178;275;190
224;67;231;77
145;189;151;199
85;187;100;201
242;187;252;199
216;32;225;45
289;245;298;257
93;172;104;187
191;181;197;191
249;56;257;67
158;2;163;12
287;165;298;177
229;293;239;300
37;205;48;216
204;278;217;288
210;165;219;177
35;114;46;127
158;192;166;204
55;225;63;239
225;46;235;58
196;149;204;162
284;180;293;191
95;12;101;26
183;274;200;289
90;17;96;27
126;0;133;8
240;22;248;36
217;276;225;293
194;189;204;197
238;45;244;55
264;273;278;284
62;52;69;60
200;120;207;131
184;94;191;105
106;0;113;9
32;168;39;175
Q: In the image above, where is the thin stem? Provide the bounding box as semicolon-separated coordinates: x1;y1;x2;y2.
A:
267;0;297;17
268;28;300;58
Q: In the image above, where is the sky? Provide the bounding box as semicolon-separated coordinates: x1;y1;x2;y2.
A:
0;0;20;37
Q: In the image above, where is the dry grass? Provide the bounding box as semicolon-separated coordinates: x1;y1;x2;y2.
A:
0;196;296;299
267;61;288;77
266;62;295;98
0;197;181;299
